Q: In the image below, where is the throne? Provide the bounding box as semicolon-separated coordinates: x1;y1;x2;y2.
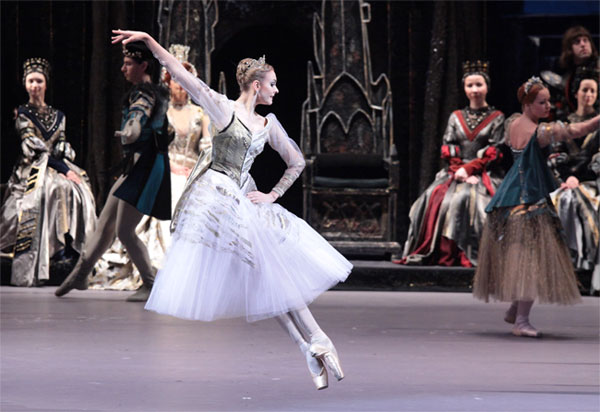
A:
301;0;400;257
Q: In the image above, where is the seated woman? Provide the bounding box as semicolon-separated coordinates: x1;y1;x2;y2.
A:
90;45;211;290
0;58;96;286
396;61;505;267
549;69;599;291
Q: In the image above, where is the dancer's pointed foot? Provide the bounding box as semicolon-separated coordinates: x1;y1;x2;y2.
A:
512;323;541;338
304;349;328;390
309;337;344;381
54;259;89;297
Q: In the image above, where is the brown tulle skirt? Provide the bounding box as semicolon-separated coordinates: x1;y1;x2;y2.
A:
473;200;582;304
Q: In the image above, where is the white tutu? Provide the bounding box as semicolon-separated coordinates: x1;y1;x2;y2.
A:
145;169;352;322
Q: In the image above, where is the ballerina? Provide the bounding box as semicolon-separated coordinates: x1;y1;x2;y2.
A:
473;76;600;337
111;29;352;390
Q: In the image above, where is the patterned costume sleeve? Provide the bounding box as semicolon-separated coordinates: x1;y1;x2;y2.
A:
128;88;155;125
489;112;506;144
16;114;47;158
118;88;156;145
537;120;597;147
440;112;461;159
51;116;76;162
153;49;232;131
266;114;306;197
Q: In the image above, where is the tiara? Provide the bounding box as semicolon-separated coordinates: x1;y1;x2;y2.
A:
161;44;198;83
462;60;489;76
243;55;267;72
524;76;544;94
122;44;143;59
23;58;50;83
168;44;197;76
169;44;190;64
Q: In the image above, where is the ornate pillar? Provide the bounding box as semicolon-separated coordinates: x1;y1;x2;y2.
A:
156;0;218;86
301;0;399;257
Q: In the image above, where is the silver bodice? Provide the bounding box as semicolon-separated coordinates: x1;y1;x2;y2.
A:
209;114;269;188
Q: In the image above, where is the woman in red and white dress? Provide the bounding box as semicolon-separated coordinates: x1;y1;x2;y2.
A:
398;60;505;267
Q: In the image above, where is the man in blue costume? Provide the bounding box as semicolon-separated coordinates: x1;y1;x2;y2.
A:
56;41;170;301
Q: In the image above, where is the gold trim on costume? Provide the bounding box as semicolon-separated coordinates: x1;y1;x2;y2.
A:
25;167;41;194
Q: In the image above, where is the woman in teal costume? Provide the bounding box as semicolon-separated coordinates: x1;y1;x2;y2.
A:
473;77;600;338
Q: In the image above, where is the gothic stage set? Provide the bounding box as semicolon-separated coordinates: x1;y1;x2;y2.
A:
1;0;598;287
1;1;599;410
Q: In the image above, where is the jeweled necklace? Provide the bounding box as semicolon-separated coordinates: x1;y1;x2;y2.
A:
464;106;491;130
25;102;56;131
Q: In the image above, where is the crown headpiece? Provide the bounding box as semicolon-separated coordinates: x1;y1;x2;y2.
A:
462;60;489;77
122;44;143;59
161;44;198;84
169;44;190;64
243;55;267;72
462;60;490;86
524;76;544;94
23;58;50;85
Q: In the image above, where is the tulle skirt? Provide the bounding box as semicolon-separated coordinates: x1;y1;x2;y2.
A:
473;200;581;305
145;169;352;322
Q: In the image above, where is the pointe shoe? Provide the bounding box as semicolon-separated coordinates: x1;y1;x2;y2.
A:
512;324;541;338
55;259;89;297
305;352;328;390
309;337;345;381
126;284;152;302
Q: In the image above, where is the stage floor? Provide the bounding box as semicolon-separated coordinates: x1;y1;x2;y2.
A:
1;287;598;412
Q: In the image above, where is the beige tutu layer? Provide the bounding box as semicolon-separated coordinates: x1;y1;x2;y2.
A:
473;201;582;304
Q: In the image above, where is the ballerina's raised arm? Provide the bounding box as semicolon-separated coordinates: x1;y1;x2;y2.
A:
112;29;232;130
536;114;600;147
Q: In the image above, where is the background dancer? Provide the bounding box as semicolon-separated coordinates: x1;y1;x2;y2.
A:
55;41;171;302
473;76;600;338
91;44;211;291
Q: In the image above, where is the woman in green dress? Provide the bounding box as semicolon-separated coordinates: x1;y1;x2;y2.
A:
473;77;600;338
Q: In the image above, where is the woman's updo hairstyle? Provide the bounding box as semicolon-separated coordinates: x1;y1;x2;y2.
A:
517;76;547;105
236;56;274;92
571;67;600;95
